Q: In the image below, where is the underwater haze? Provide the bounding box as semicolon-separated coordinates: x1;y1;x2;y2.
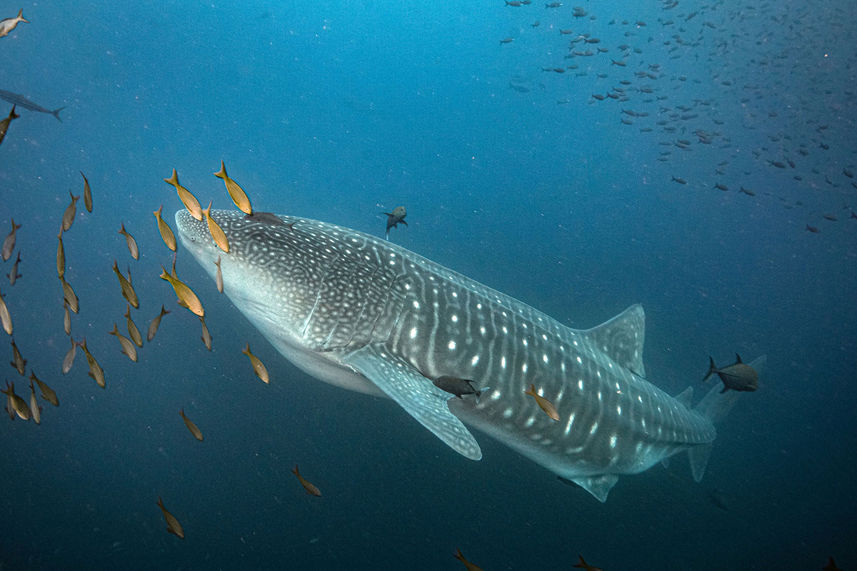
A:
1;1;856;569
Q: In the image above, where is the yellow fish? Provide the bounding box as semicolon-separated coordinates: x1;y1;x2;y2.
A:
0;105;19;147
118;222;139;260
109;323;138;362
573;554;603;571
214;255;223;293
125;304;143;347
2;381;29;420
80;171;93;213
56;231;65;279
203;201;229;253
214;161;252;214
2;217;21;261
61;191;80;232
292;465;321;497
453;549;484;571
242;343;269;384
159;266;204;317
7;251;21;285
59;276;79;313
147;305;170;342
0;286;12;335
31;372;59;406
199;315;212;351
179;409;204;441
78;338;105;388
524;383;560;421
63;300;71;335
61;338;76;375
153;205;177;252
0;9;28;39
164;169;202;221
10;337;26;375
28;378;40;424
156;497;185;539
112;261;139;309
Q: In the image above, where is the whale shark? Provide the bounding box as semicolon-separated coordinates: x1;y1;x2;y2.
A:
175;209;763;502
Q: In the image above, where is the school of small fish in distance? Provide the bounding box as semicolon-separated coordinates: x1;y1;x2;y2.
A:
498;0;857;235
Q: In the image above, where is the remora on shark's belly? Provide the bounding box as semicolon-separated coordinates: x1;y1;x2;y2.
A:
176;209;763;502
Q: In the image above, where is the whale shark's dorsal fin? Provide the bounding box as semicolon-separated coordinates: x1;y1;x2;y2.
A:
342;344;483;460
580;304;646;378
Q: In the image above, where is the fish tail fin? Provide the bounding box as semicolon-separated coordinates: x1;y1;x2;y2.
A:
52;107;65;122
702;355;717;382
688;355;767;481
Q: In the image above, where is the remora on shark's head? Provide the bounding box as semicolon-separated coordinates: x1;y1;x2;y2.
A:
176;208;764;502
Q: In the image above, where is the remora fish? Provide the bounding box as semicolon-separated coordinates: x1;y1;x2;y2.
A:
176;208;765;502
0;89;64;121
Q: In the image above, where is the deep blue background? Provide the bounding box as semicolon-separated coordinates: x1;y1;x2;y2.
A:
1;1;855;569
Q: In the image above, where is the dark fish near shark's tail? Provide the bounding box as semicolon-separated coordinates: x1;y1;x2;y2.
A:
687;355;766;482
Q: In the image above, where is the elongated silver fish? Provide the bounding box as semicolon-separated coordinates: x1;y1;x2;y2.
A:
176;208;764;501
0;89;63;121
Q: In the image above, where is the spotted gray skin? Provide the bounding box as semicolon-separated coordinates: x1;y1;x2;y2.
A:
176;209;762;502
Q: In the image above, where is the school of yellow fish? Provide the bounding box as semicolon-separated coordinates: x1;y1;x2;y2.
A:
0;160;340;545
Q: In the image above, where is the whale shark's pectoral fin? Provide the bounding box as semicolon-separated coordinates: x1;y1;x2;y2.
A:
568;474;619;503
342;344;483;460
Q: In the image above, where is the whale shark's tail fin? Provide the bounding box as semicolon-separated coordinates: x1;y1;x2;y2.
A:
688;355;766;482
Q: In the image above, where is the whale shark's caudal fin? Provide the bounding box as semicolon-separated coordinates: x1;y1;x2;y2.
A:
687;355;767;482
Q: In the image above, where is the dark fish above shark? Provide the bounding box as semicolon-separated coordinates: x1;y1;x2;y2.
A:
0;89;64;122
176;209;766;502
383;206;407;240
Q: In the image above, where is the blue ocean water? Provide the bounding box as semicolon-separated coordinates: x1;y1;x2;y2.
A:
1;1;855;569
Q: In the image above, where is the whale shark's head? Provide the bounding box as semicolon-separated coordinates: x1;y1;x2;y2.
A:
174;208;392;396
175;209;335;349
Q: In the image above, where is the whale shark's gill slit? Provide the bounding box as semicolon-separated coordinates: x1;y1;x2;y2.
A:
302;252;340;341
302;293;322;340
